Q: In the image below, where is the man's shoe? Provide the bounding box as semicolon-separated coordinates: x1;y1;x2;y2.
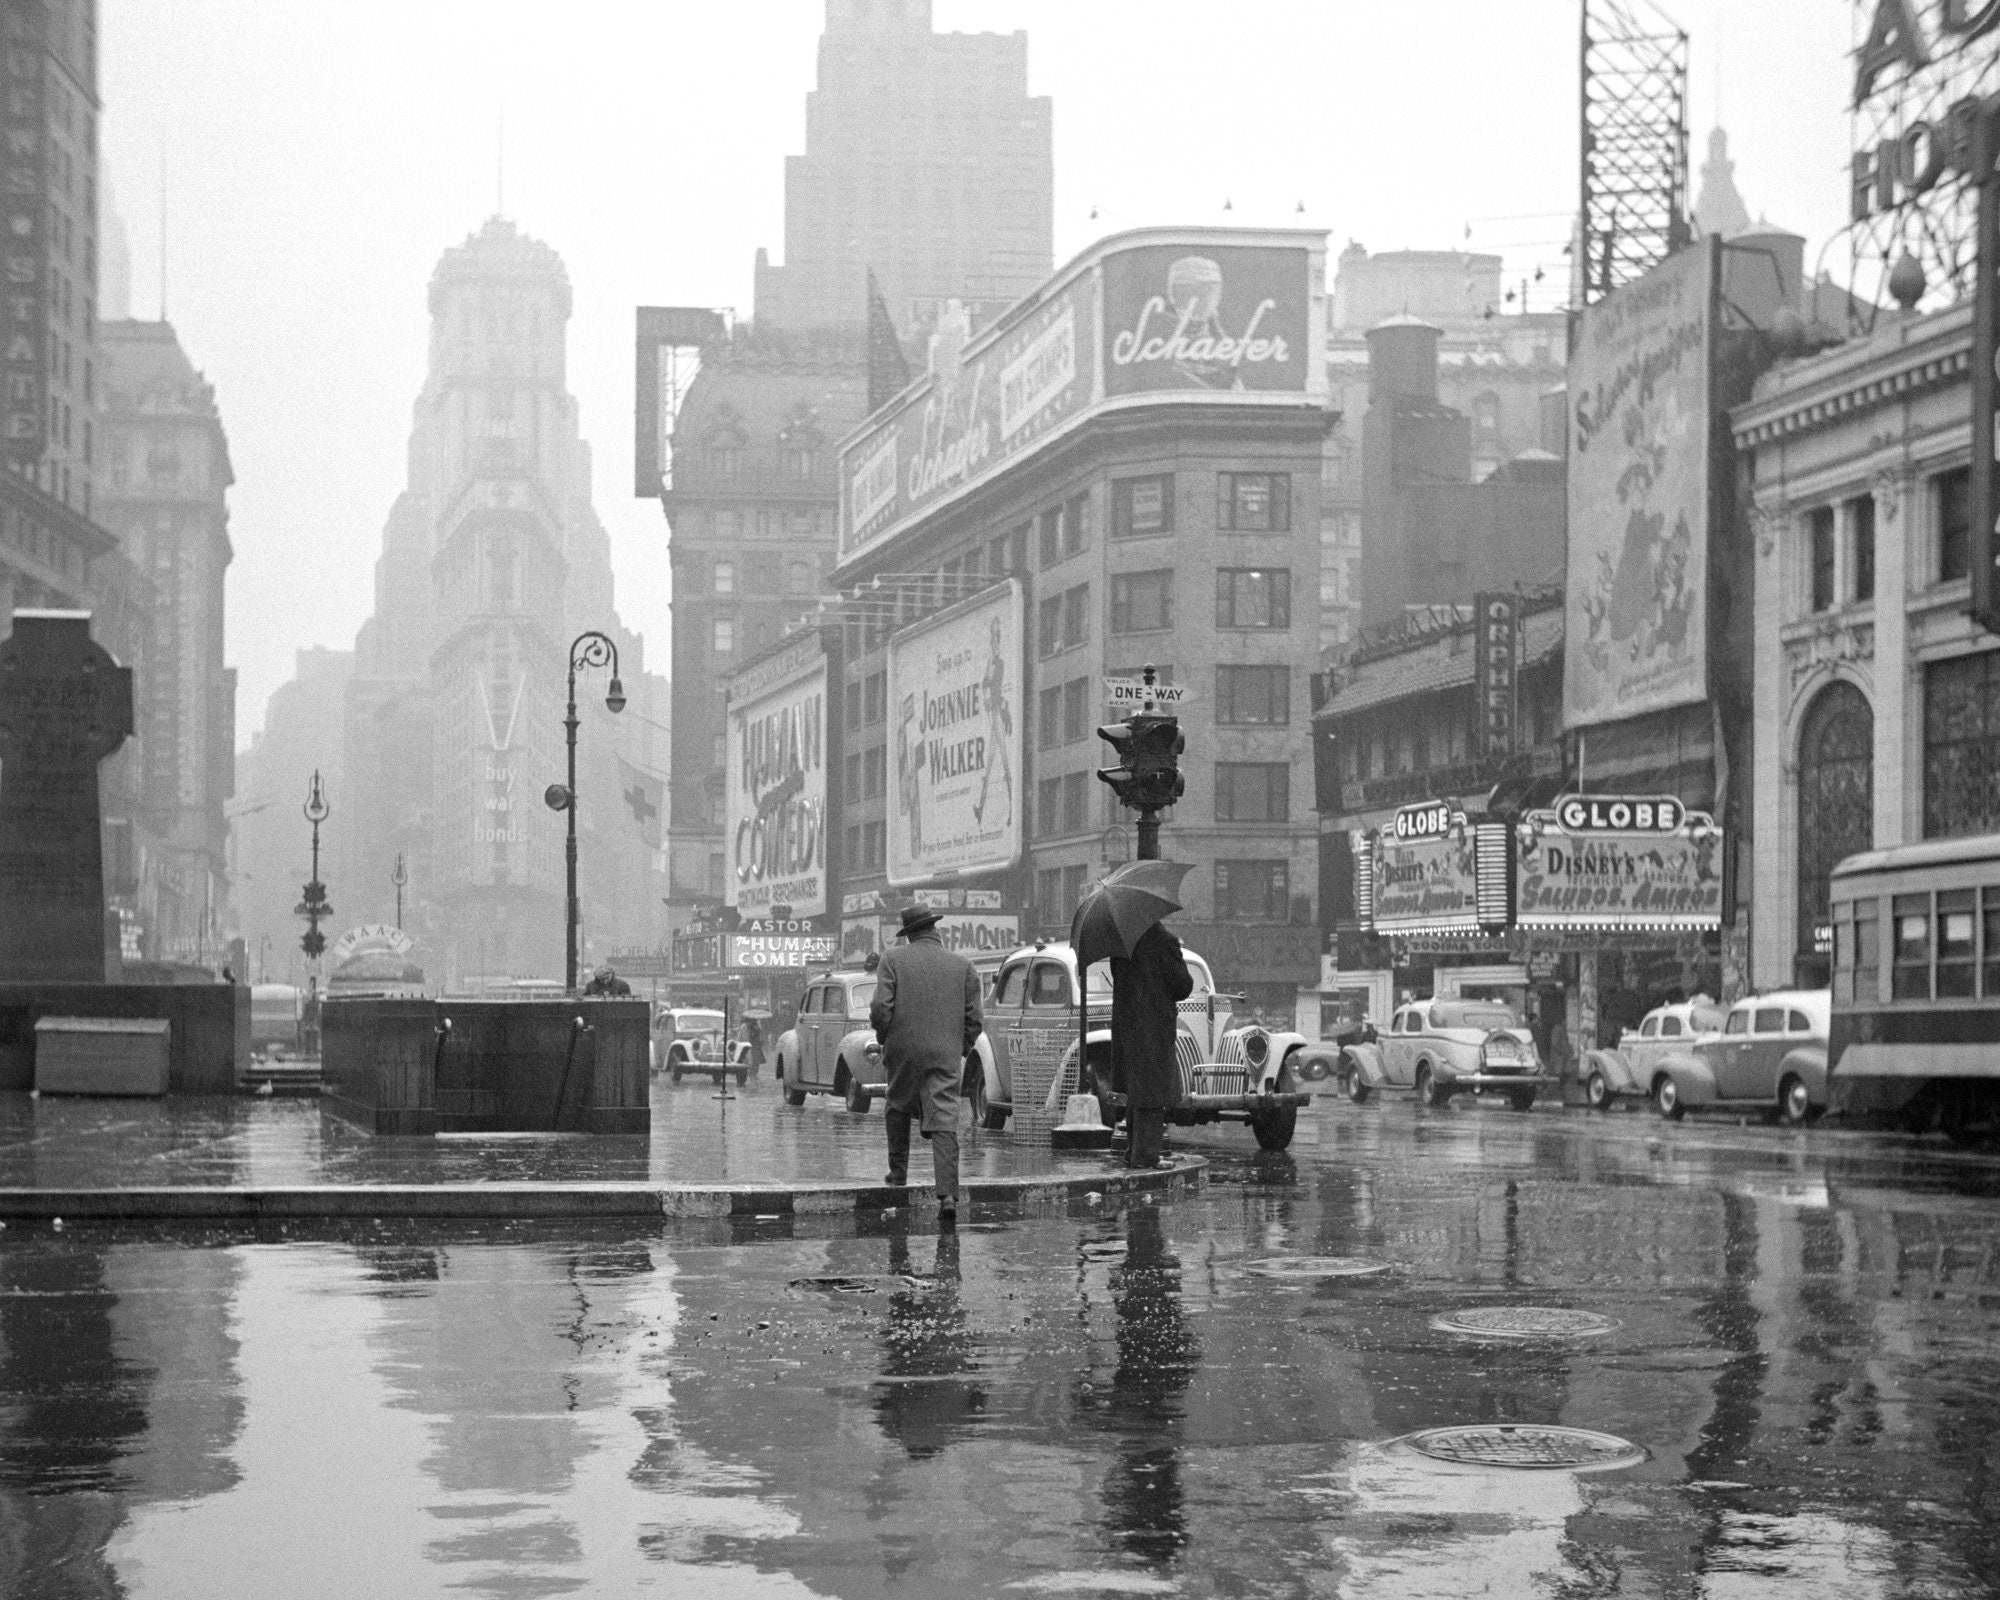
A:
938;1197;957;1224
884;1171;907;1186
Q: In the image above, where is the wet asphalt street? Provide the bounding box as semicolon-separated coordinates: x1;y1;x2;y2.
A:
3;1080;2000;1597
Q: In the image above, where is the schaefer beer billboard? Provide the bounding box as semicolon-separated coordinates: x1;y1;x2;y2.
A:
839;227;1325;565
1564;238;1717;729
886;581;1023;887
724;638;829;920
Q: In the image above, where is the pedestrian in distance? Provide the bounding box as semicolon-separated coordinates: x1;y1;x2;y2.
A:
1110;920;1194;1168
869;905;983;1223
583;964;631;997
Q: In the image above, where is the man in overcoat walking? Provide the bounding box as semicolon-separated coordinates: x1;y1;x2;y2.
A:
1110;919;1193;1168
870;905;984;1220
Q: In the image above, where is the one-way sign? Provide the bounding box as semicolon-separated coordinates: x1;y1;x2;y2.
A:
1106;678;1192;707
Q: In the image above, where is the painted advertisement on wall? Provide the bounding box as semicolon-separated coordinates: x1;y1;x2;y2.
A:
1515;800;1724;929
842;285;1093;559
841;911;1020;966
724;641;828;920
1368;804;1481;935
885;582;1023;887
1101;244;1311;397
1563;238;1715;729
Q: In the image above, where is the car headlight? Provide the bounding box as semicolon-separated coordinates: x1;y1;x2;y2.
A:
1242;1029;1269;1069
865;1041;882;1061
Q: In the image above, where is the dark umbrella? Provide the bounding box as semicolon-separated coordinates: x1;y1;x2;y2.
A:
1066;861;1191;1115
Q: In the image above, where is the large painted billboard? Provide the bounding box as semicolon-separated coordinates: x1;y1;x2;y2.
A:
1101;244;1310;397
1515;801;1724;930
840;228;1324;564
725;640;828;920
1564;239;1715;729
1367;805;1482;935
886;582;1024;887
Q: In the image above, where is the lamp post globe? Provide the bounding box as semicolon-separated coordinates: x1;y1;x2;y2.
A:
562;631;624;993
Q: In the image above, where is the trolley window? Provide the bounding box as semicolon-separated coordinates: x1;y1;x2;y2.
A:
1894;894;1933;1001
1835;897;1879;1004
1986;887;2000;997
1938;889;1977;998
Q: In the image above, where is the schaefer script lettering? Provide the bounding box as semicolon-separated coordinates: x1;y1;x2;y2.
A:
1111;296;1289;373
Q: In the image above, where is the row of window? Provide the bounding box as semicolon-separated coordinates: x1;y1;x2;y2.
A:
1031;666;1291;745
1036;861;1294;933
711;556;820;597
1021;471;1293;566
1832;887;2000;1002
709;445;820;481
843;672;888;731
1805;466;1984;616
1035;569;1293;658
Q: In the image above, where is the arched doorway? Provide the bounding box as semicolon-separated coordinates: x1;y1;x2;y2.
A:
1795;680;1873;985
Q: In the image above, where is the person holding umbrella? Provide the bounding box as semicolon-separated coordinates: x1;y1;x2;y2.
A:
870;905;984;1221
1072;861;1194;1169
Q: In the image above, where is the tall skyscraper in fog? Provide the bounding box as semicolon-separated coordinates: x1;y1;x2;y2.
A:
752;0;1053;335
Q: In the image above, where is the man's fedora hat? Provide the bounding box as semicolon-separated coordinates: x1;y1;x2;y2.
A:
897;904;942;937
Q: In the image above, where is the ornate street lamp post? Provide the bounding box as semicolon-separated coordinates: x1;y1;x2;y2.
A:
390;852;408;931
298;771;332;961
545;631;626;993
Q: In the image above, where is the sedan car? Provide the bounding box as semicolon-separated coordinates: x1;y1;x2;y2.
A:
1579;997;1727;1110
654;1007;753;1084
1336;998;1550;1110
775;970;887;1113
1642;989;1830;1124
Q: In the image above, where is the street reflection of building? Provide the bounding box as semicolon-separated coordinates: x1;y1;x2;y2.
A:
1735;301;2000;988
318;219;666;988
95;320;236;970
828;227;1332;1021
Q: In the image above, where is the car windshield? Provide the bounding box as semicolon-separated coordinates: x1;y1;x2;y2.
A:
845;982;875;1019
1083;953;1210;1000
1433;1001;1518;1032
673;1011;723;1032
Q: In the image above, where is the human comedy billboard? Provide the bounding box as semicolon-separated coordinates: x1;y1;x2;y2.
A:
1563;237;1716;729
885;581;1023;887
724;637;829;920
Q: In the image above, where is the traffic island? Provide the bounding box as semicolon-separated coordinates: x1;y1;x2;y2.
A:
0;1151;1204;1221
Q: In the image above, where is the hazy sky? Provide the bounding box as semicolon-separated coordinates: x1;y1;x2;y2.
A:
98;1;1857;742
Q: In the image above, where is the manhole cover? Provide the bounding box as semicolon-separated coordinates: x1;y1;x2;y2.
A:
1430;1306;1621;1340
1398;1424;1645;1472
1242;1256;1393;1280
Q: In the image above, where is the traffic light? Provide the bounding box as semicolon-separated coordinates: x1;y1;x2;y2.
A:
301;927;326;959
297;878;333;961
1097;712;1184;812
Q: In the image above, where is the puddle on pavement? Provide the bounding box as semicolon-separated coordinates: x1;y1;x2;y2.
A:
0;1120;1998;1594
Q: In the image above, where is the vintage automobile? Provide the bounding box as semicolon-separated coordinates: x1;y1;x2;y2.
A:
654;1006;753;1085
774;969;887;1113
964;940;1312;1151
1637;989;1830;1124
1578;996;1728;1110
1335;998;1550;1110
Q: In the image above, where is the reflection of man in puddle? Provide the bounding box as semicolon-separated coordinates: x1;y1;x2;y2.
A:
1093;1202;1197;1565
872;1221;981;1460
972;616;1014;828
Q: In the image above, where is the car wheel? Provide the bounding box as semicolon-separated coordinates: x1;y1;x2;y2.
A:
1585;1070;1611;1110
1778;1073;1817;1127
1508;1088;1536;1112
735;1067;748;1087
1342;1060;1373;1105
1414;1063;1444;1108
1654;1076;1685;1121
1298;1053;1331;1083
670;1063;683;1084
842;1068;872;1115
1250;1060;1299;1151
783;1081;806;1108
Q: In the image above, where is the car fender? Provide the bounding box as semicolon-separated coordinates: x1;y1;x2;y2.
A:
967;1032;1002;1105
1341;1039;1389;1089
1780;1043;1829;1101
1583;1047;1638;1095
1653;1049;1718;1105
1259;1029;1310;1091
836;1026;883;1084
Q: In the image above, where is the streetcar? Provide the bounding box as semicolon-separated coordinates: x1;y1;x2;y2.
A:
1826;831;2000;1141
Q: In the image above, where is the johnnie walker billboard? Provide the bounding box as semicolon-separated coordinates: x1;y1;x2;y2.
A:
840;227;1325;564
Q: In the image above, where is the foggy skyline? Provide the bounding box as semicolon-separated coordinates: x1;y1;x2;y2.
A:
98;1;1855;743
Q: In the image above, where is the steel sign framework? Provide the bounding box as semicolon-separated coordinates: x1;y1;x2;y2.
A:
1578;0;1691;306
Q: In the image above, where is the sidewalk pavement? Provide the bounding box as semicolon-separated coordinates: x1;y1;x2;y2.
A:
0;1074;1203;1218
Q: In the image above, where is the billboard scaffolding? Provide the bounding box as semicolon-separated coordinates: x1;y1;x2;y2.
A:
1578;0;1691;306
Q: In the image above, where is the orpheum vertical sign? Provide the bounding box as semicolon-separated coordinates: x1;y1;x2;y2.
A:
1472;592;1519;758
1;4;45;462
1973;155;2000;634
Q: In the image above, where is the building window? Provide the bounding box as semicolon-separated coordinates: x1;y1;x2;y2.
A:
1113;474;1173;537
1037;775;1061;833
1215;762;1289;822
712;619;735;653
1216;859;1289;922
1036;865;1088;928
866;672;887;725
1063;770;1087;832
1218;472;1291;532
1925;650;2000;839
1851;494;1875;603
1796;680;1873;977
784;447;818;479
845;681;863;731
1808;506;1835;612
786;559;813;595
1216;568;1292;629
1038;685;1062;750
1064;678;1089;744
712;560;737;597
712;445;745;479
1216;664;1289;725
1110;569;1174;634
1938;465;1971;584
1040;583;1089;657
1037;496;1091;568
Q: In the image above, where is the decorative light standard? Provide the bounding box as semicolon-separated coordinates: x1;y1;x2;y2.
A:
390;852;408;931
297;771;332;960
544;631;626;992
